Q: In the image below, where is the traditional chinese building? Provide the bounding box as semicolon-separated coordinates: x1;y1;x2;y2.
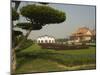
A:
69;27;95;43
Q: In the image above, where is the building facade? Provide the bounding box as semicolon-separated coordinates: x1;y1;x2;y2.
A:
37;35;55;43
68;27;95;44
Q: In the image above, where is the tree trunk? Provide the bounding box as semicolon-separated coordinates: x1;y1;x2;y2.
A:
11;29;32;74
11;48;16;75
12;1;21;74
15;29;32;50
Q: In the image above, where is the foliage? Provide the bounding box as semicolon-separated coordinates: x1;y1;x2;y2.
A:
12;8;19;21
17;39;33;51
16;23;32;30
16;22;42;30
20;4;66;30
12;30;23;48
12;2;66;74
39;43;89;50
15;36;33;51
13;30;22;36
12;8;20;48
13;1;21;10
16;44;96;73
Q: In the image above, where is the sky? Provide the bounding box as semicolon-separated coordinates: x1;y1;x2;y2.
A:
12;1;96;40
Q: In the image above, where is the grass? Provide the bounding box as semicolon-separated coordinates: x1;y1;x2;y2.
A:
16;58;95;74
16;44;96;74
16;59;68;73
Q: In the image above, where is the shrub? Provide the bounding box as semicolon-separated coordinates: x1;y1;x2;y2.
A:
39;43;89;50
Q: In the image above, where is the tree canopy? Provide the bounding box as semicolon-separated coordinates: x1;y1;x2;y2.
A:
20;4;66;30
16;22;43;30
12;3;66;74
12;8;19;21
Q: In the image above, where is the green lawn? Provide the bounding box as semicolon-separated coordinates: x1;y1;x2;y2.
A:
16;59;68;73
16;44;96;74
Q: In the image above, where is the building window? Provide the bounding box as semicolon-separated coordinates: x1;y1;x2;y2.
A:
52;40;54;43
45;40;47;43
41;40;43;43
49;40;51;43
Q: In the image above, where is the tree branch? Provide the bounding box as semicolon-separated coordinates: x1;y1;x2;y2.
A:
14;27;32;50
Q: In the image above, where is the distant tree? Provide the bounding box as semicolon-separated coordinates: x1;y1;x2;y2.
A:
56;38;68;44
12;3;66;74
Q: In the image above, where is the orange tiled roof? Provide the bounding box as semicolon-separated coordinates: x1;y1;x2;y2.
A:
72;27;92;36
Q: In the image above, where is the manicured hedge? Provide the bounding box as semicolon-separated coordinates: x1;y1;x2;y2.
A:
39;43;89;50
